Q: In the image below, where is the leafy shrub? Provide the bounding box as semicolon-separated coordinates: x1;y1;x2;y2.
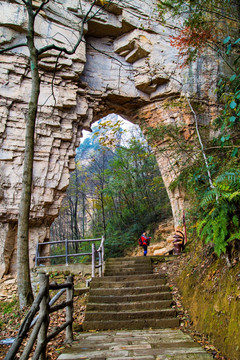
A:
197;170;240;256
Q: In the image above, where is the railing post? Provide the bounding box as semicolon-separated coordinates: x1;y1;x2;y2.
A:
98;250;102;277
102;235;105;263
37;272;49;360
35;241;39;267
65;239;69;265
66;275;74;344
92;242;96;278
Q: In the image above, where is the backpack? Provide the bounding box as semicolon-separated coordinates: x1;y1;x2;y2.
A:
138;237;143;246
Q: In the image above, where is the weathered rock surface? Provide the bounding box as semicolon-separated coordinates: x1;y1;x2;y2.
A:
0;275;17;301
0;0;220;276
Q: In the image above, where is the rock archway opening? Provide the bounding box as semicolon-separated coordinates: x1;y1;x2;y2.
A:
50;113;173;259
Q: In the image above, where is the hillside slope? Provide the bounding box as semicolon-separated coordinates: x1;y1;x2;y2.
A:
156;244;240;360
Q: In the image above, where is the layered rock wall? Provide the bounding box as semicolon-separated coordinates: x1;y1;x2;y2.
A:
0;0;219;276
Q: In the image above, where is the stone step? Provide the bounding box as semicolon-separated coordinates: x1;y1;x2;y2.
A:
90;278;166;288
104;269;153;276
105;263;152;270
88;291;173;303
85;308;176;322
86;299;173;312
82;317;180;331
89;285;169;297
74;288;89;296
105;259;151;264
91;273;166;282
106;256;150;263
58;248;213;360
104;268;153;275
58;329;213;360
105;262;151;268
105;263;152;271
82;256;179;333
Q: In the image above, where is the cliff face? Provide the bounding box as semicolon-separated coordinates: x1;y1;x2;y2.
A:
0;0;219;276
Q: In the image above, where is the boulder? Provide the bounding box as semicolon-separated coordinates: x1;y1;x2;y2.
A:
153;244;174;256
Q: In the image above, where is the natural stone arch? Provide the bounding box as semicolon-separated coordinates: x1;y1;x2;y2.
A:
86;101;187;229
77;35;208;228
0;0;219;276
83;95;189;228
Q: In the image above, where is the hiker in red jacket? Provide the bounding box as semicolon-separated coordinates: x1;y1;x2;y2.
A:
140;231;151;256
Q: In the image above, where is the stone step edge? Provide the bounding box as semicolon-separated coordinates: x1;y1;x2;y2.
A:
85;309;177;321
104;267;153;271
104;271;153;276
90;280;167;288
89;285;170;293
104;270;154;273
88;291;172;301
106;257;151;260
85;308;176;316
86;299;173;307
91;274;166;281
86;305;174;312
82;318;180;331
74;288;89;296
105;263;152;267
104;268;153;272
91;277;166;283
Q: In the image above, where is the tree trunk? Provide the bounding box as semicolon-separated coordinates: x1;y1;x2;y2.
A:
100;192;106;239
82;195;85;238
17;2;40;308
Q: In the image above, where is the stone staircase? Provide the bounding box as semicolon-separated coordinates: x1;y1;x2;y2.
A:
82;256;179;331
57;256;213;360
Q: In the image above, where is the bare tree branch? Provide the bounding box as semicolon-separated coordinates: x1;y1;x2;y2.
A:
185;94;215;191
38;50;62;112
37;0;98;56
34;0;50;18
84;39;128;67
0;43;28;54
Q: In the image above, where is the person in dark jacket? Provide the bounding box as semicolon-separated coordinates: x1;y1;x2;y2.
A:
140;231;151;256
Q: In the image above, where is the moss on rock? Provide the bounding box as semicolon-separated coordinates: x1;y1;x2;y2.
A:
177;248;240;360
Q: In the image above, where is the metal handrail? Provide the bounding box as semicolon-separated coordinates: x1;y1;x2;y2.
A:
37;238;102;246
35;237;102;266
35;236;105;282
91;235;105;278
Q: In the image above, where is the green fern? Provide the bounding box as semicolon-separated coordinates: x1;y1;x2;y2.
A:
229;191;240;201
196;217;208;235
197;169;240;256
227;231;240;243
200;190;218;207
232;215;239;227
215;171;240;187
